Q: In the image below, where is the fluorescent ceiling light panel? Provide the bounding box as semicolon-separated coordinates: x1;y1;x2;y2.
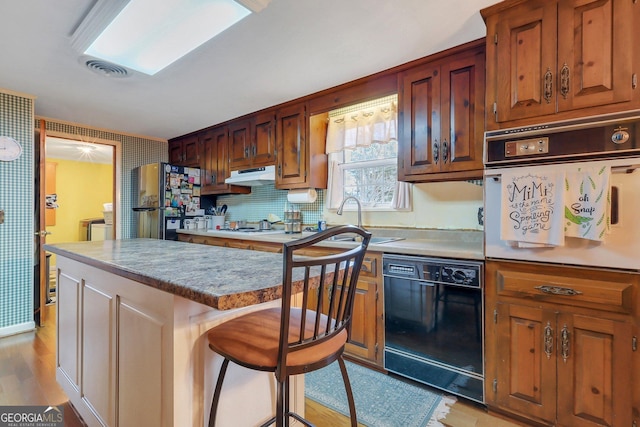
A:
84;0;251;75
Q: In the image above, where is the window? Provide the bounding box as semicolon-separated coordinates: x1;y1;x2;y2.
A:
325;95;411;211
339;141;398;209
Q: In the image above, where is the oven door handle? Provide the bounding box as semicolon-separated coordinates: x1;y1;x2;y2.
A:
485;164;640;180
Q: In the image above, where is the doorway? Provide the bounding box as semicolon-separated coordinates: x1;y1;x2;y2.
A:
34;131;118;324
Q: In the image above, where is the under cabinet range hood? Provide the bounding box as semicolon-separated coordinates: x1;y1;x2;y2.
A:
224;165;276;186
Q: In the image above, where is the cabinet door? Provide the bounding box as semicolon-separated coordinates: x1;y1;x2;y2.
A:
229;120;251;170
276;103;307;187
491;0;557;123
201;128;226;191
252;112;275;167
201;127;250;195
556;314;632;427
398;63;441;177
346;275;378;362
440;49;484;173
168;140;184;164
57;270;82;390
200;129;216;189
495;302;557;424
557;0;633;112
181;134;200;166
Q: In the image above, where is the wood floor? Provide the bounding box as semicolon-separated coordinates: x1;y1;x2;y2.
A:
0;304;524;427
0;305;85;426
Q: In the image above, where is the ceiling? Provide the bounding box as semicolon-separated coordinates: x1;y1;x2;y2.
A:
1;0;498;141
46;136;114;164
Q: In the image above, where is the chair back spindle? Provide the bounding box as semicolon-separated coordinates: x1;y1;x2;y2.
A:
276;225;371;380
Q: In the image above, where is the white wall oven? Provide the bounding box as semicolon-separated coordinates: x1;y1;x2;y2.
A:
484;111;640;272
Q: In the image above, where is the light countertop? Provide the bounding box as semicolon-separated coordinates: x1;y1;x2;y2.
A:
178;227;485;260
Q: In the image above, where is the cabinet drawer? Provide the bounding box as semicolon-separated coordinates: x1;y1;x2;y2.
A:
359;255;378;278
492;262;637;314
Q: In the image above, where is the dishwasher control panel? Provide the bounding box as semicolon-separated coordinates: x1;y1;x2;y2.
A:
383;254;483;288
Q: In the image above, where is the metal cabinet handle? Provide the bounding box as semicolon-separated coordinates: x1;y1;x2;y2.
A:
442;139;449;163
560;63;570;99
252;145;257;157
544;67;553;103
244;147;249;158
278;164;282;177
544;321;553;359
35;230;52;237
535;285;583;296
561;324;570;363
211;173;216;184
433;140;439;164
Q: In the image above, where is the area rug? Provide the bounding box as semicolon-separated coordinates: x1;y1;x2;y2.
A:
305;361;456;427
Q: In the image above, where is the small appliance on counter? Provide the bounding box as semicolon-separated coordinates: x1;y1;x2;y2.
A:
133;163;203;240
284;208;302;234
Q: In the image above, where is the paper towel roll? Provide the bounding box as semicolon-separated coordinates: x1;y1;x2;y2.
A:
287;188;317;203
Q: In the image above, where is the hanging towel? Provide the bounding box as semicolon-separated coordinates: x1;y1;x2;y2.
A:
564;164;611;241
500;167;565;247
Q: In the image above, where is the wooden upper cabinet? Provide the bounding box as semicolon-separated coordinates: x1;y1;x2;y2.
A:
252;112;276;166
398;62;441;176
200;127;250;195
492;0;557;122
168;134;200;167
275;103;328;190
557;0;633;112
483;0;637;129
275;103;306;187
228;120;252;170
398;41;485;182
228;112;275;170
168;140;183;164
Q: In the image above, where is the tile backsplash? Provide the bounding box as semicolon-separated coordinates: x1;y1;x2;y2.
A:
215;180;484;231
215;184;324;226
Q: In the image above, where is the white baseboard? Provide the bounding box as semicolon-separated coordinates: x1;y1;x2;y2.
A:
0;321;36;337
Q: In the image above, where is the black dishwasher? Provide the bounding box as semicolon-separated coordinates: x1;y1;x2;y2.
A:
383;254;484;403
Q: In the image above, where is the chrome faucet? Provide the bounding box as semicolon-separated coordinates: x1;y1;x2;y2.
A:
337;196;363;229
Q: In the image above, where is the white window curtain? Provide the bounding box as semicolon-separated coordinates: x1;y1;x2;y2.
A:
325;99;411;210
325;100;398;153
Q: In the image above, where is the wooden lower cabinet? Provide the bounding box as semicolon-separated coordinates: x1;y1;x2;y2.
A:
179;234;383;366
485;260;639;427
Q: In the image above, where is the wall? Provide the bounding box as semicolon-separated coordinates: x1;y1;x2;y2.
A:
217;180;483;231
40;119;168;238
46;158;113;265
0;90;35;334
46;158;113;242
323;181;484;230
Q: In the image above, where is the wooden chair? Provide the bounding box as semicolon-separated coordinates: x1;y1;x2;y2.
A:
206;225;372;427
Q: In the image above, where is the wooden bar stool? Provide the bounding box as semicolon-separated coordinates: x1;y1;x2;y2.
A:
206;225;371;427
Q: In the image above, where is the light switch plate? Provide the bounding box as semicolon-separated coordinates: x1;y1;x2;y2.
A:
0;210;4;224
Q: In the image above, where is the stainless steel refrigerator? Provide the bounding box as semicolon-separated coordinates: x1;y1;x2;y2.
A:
133;163;202;240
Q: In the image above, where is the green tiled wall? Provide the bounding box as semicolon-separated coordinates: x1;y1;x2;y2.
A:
216;185;325;227
0;92;35;331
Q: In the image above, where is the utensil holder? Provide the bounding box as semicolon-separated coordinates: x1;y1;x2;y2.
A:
210;216;225;230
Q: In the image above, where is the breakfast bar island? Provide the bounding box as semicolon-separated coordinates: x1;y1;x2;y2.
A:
44;239;309;427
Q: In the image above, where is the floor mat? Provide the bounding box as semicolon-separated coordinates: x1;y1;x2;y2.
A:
305;361;456;427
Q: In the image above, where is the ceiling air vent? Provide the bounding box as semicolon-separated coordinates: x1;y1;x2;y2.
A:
82;57;130;78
